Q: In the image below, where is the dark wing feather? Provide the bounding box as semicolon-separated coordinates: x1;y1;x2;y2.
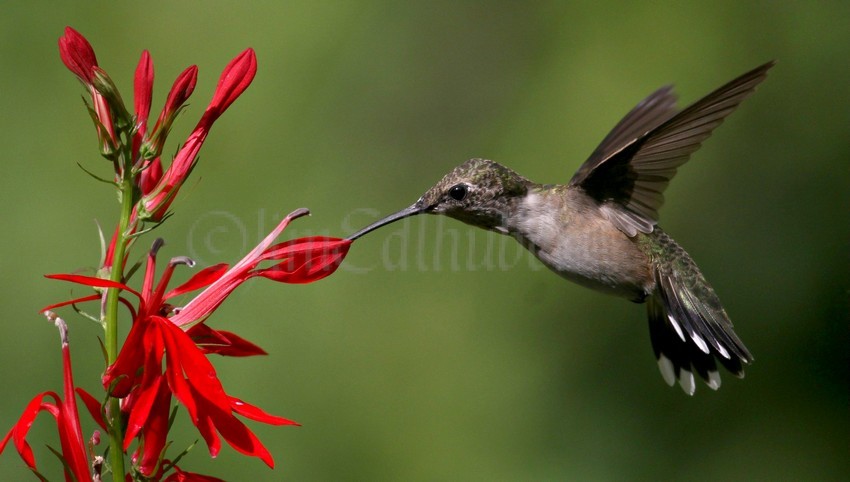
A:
578;85;679;175
570;61;775;236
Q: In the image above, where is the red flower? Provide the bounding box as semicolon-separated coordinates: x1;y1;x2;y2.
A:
59;27;116;153
0;313;94;481
44;209;351;475
171;208;351;328
141;49;257;221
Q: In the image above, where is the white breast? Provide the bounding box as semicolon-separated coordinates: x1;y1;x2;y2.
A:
509;192;650;300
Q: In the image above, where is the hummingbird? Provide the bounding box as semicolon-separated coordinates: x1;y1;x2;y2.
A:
349;62;774;394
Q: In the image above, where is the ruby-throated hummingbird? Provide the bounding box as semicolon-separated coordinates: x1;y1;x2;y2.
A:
349;62;773;394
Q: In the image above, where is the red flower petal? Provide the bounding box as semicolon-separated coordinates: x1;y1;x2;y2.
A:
57;327;90;480
188;325;267;357
260;236;351;261
256;236;351;284
122;329;167;447
160;320;222;456
229;397;298;426
45;273;140;298
41;293;101;313
164;263;229;300
170;209;310;328
7;393;52;469
0;429;12;461
191;387;275;468
136;378;172;476
164;465;226;482
104;317;156;397
75;388;106;431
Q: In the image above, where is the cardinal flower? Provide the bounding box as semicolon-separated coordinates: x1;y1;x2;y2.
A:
0;313;95;481
43;209;351;475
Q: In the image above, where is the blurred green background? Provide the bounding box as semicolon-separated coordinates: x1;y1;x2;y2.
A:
1;1;848;480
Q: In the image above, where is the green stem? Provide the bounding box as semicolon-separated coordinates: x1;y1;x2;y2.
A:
104;177;135;481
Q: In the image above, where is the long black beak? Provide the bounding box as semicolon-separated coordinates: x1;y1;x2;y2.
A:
347;203;425;241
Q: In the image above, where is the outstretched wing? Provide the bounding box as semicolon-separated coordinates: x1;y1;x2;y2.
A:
570;61;775;236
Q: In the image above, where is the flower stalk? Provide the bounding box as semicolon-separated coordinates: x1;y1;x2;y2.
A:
103;176;136;480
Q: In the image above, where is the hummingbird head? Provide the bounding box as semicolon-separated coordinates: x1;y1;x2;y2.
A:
349;158;531;240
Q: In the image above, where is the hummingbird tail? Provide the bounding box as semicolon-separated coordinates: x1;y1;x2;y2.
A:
646;236;753;395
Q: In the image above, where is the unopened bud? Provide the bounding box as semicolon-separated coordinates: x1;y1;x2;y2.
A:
92;68;132;131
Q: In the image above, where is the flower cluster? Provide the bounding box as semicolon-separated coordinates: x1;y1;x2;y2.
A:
1;27;352;481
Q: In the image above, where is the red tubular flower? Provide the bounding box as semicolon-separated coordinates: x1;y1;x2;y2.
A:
44;209;351;474
0;313;93;481
170;208;351;328
141;49;256;222
59;27;117;152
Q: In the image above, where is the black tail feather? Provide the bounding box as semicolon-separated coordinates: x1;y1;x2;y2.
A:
648;295;719;394
647;268;751;395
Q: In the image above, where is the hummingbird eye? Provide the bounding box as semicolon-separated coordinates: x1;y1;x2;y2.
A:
448;184;468;201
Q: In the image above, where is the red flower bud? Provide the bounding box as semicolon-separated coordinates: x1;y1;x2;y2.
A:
205;48;257;122
142;65;198;161
134;50;154;136
58;26;98;84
